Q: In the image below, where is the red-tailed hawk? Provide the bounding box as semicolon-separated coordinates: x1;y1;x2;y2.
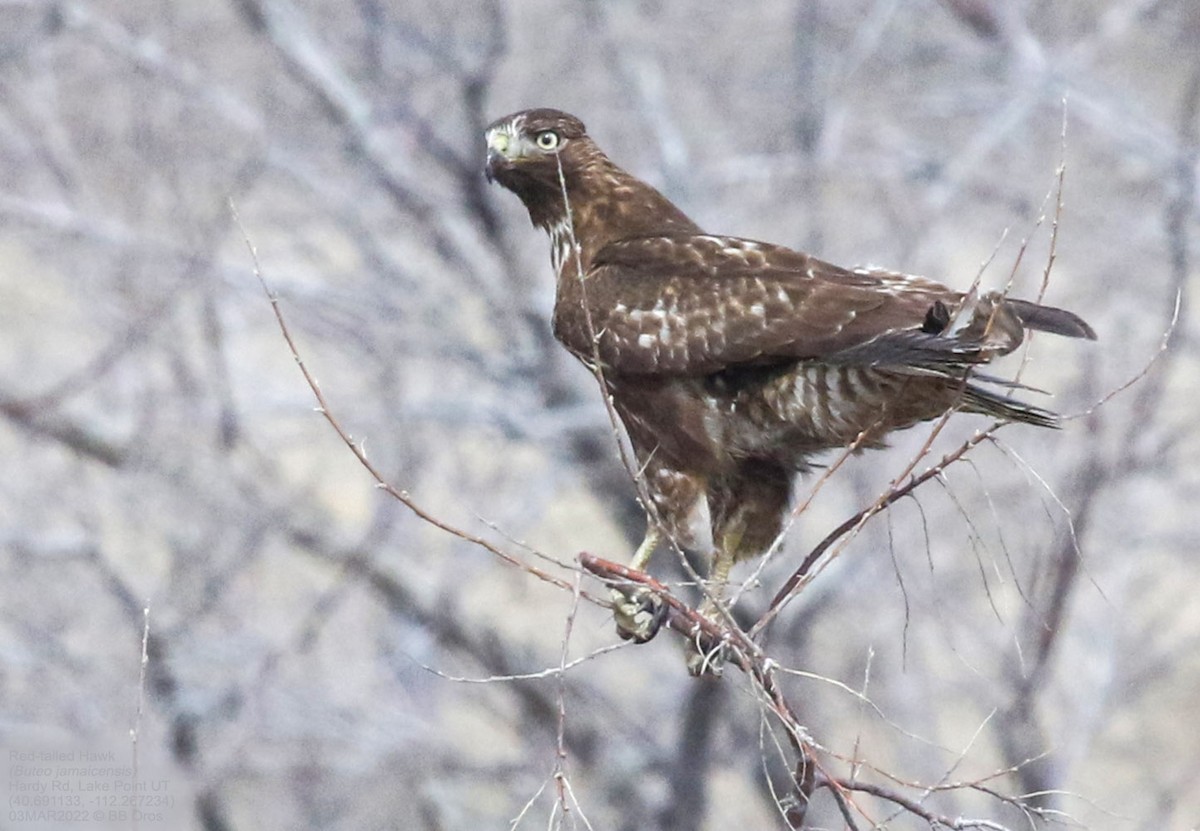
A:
484;108;1094;666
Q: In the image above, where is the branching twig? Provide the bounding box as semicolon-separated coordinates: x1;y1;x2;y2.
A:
579;550;825;816
757;418;998;635
819;777;1014;831
552;574;582;824
580;551;1063;829
578;554;812;747
234;202;586;598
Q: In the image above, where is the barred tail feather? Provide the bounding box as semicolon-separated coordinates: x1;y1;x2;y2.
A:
961;384;1061;429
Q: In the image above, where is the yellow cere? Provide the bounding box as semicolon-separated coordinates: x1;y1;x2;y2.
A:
487;131;510;154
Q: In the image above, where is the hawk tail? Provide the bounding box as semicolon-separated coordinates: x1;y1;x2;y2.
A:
960;384;1061;429
1005;299;1097;340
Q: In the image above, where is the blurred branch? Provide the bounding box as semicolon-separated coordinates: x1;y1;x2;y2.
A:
82;540;236;831
1138;743;1200;830
991;433;1104;807
586;3;692;202
49;1;519;350
1126;48;1200;424
1065;0;1177;69
989;41;1200;813
57;2;467;302
285;529;613;767
659;677;725;831
60;1;260;130
0;191;175;248
446;0;508;243
0;394;128;466
243;211;589;596
938;0;1006;40
229;0;490;273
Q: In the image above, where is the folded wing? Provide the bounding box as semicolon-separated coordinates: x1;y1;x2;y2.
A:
554;234;1091;378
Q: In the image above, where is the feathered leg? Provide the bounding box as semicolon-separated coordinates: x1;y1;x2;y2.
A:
611;460;704;643
687;461;792;675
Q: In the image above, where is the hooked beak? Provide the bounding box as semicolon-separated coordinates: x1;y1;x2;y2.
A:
484;127;517;183
484;150;502;183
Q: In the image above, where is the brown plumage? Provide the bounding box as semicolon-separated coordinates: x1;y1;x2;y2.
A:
485;108;1095;655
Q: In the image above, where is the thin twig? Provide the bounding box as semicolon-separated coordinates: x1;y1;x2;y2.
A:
552;573;583;823
580;551;829;821
552;152;717;634
130;605;150;831
821;777;1014;830
756;417;995;635
553;153;662;539
234;201;580;596
1069;290;1179;420
419;642;630;685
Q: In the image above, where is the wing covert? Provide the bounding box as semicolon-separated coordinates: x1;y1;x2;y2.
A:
552;235;954;376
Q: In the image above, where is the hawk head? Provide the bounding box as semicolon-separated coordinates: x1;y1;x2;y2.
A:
484;109;593;228
485;108;702;250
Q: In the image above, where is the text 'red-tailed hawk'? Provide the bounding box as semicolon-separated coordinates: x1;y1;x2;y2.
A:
485;108;1094;663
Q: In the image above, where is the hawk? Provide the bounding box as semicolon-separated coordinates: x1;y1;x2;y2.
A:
484;108;1094;666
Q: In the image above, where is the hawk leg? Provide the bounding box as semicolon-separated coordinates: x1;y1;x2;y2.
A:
686;461;792;676
610;459;704;644
686;542;737;676
610;526;666;643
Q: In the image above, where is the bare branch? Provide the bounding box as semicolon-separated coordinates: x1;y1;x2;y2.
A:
236;202;587;597
758;421;998;634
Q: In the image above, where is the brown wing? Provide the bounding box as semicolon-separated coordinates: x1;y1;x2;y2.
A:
552;234;965;376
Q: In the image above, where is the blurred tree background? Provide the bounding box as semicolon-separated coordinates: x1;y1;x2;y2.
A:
0;0;1197;828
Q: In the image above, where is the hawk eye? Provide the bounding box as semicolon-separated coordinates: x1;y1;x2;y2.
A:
535;130;561;150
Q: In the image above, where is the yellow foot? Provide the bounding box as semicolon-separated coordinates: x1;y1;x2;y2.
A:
610;586;666;643
684;546;735;677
